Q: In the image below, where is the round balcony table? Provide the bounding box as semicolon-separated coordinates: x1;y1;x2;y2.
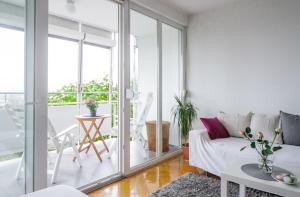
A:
73;114;111;162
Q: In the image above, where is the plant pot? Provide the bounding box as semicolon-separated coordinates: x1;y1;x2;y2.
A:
182;143;189;160
90;109;97;117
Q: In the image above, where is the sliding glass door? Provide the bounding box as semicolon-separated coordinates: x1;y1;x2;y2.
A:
0;0;185;195
48;0;121;188
0;13;27;197
128;7;184;170
162;23;182;150
0;0;47;196
129;10;158;168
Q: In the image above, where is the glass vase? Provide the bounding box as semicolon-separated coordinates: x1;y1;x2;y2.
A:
258;155;274;174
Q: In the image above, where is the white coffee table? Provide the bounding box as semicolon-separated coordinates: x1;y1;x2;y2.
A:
221;160;300;197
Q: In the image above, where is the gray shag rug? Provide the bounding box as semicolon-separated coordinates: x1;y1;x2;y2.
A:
149;173;281;197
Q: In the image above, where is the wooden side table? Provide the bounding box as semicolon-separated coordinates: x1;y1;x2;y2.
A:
74;114;111;162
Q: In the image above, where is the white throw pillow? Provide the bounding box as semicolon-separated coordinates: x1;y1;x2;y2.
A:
218;112;253;137
250;114;282;144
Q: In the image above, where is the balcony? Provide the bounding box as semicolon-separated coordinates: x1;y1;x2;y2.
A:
0;92;179;197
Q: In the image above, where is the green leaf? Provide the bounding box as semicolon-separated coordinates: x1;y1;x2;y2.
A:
257;139;263;143
248;133;253;138
265;144;271;149
266;149;273;155
273;146;282;152
251;142;256;149
171;95;197;143
264;140;269;145
240;146;247;151
262;150;267;156
245;127;251;134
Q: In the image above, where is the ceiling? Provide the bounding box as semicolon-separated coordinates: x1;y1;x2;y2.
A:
157;0;239;15
49;0;119;32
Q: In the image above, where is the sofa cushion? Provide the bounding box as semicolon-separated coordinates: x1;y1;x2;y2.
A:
280;111;300;146
250;114;282;144
218;112;253;137
200;117;229;140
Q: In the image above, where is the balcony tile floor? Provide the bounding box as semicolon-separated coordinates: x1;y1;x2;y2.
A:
0;139;179;197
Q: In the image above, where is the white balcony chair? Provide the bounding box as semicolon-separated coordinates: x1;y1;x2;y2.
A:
5;103;82;184
108;92;153;158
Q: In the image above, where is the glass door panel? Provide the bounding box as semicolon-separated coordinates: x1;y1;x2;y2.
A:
80;42;120;180
0;0;33;196
48;0;120;188
47;36;80;186
48;37;79;139
162;23;182;151
130;10;158;167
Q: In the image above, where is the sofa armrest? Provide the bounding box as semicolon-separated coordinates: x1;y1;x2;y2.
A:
189;129;211;143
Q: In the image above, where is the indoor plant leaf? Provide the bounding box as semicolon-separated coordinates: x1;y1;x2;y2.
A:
245;127;251;134
273;146;282;152
240;146;247;151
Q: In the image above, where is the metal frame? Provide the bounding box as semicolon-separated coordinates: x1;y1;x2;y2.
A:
117;1;124;179
122;0;131;176
129;2;185;31
25;0;48;192
156;21;163;155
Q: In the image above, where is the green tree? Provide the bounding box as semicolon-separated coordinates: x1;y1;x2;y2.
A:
48;76;118;105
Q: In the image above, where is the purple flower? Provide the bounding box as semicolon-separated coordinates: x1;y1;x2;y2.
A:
85;98;98;110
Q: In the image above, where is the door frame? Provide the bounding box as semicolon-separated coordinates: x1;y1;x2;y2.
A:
122;1;186;176
25;0;48;192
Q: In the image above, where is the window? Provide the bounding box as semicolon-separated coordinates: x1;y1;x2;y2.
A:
81;43;111;102
0;27;24;92
48;37;78;105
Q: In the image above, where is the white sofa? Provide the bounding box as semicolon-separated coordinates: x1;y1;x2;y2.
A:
189;129;300;176
21;185;87;197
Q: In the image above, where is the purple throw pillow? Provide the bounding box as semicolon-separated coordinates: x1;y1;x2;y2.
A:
200;117;230;140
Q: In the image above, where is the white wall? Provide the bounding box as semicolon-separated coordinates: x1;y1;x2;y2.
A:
187;0;300;129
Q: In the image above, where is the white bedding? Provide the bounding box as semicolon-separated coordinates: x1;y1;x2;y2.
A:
189;129;300;176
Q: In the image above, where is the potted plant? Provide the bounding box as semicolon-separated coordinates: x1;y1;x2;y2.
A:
172;95;197;160
85;98;98;117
